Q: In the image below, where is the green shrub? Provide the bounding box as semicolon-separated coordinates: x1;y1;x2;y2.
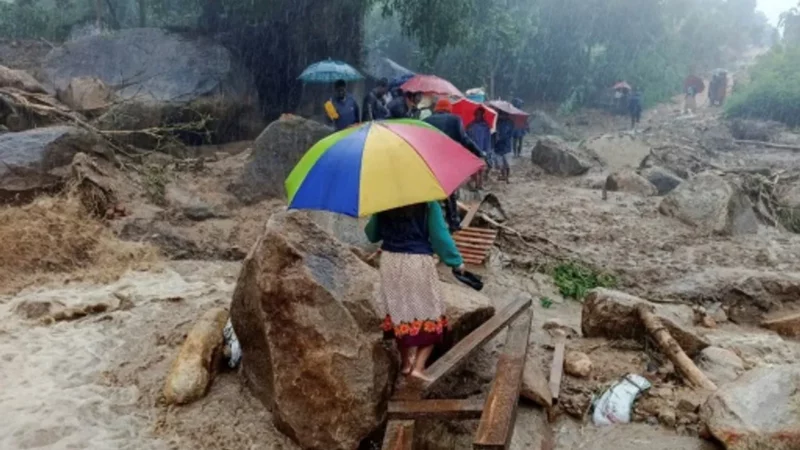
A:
552;262;617;300
725;45;800;127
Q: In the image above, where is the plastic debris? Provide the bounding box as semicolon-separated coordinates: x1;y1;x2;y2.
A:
592;374;652;426
223;318;241;368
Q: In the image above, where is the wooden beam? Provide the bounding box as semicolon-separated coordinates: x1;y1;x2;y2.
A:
473;309;532;449
420;297;532;393
382;420;415;450
461;202;482;228
548;332;566;403
388;399;485;420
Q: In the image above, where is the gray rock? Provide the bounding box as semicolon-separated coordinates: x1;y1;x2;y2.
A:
528;110;576;140
582;288;709;357
696;347;745;385
229;115;332;204
659;172;758;236
700;364;800;449
42;28;263;143
581;133;651;172
605;170;657;197
0;126;103;202
729;118;783;142
640;166;683;196
0;64;47;94
531;137;591;176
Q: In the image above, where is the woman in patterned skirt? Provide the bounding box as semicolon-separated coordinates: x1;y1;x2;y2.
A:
365;201;464;380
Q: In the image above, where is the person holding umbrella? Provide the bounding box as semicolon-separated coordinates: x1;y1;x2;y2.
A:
424;98;485;232
388;90;422;119
466;107;492;189
494;111;515;182
285;120;484;381
324;79;360;131
362;78;390;121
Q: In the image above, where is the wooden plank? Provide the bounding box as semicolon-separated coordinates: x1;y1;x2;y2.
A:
548;333;566;403
382;420;415;450
454;235;496;245
461;202;482;228
473;309;532;450
454;241;493;250
460;227;498;237
421;297;532;393
389;399;485;420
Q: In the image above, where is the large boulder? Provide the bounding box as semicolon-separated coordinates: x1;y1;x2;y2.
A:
695;347;745;386
229;115;332;204
230;211;393;450
0;64;47;94
581;133;651;172
582;288;709;357
605;169;657;197
41;28;263;143
640;166;684;196
531;137;591;176
0;126;104;202
57;76;114;113
659;172;758;236
700;364;800;449
528;110;576;140
729;119;782;142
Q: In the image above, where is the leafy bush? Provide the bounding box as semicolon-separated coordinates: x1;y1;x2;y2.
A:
725;45;800;127
552;262;617;300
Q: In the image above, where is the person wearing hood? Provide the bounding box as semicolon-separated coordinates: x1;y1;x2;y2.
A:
424;98;485;232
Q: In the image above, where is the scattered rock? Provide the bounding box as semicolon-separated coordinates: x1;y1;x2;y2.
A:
658;408;677;427
677;397;702;414
729;118;782;142
229;115;332;203
230;211;393;450
564;351;592;378
707;302;729;324
542;318;579;338
528;110;576;140
42;28;263;144
57;76;114;113
0;64;47;93
700;364;800;449
162;307;228;405
520;355;553;408
658;268;800;325
639;166;684;196
531;137;591;176
659;172;759;236
15;292;133;324
0;126;105;203
761;311;800;339
14;299;66;320
581;133;651;172
582;288;710;357
700;315;717;329
696;347;745;386
165;185;224;222
605;170;657;197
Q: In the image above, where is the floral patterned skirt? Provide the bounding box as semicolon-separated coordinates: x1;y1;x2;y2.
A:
379;251;446;349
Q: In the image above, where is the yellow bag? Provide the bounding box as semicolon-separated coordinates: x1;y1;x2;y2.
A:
324;100;339;121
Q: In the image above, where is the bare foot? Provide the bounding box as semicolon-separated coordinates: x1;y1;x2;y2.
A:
401;364;413;375
410;370;432;383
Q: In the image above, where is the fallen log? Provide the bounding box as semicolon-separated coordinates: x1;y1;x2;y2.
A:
735;139;800;152
636;304;717;391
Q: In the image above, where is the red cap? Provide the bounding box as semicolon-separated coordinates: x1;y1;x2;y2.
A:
434;98;452;112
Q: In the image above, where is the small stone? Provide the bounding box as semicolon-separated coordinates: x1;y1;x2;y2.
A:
542;319;578;338
677;397;701;413
706;302;728;323
658;408;677;427
701;315;717;329
649;386;675;399
564;351;592;378
678;412;699;426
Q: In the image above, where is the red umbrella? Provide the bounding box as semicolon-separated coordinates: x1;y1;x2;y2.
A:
684;75;705;94
453;98;498;131
613;81;631;91
485;100;529;128
401;74;464;97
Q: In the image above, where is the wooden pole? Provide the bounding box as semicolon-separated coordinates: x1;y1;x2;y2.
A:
636;304;717;391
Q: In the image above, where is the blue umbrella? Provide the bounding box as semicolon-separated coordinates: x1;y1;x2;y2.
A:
298;58;364;83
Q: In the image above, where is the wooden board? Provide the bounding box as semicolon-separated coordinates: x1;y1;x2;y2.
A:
389;399;485;420
474;309;532;449
548;335;566;403
420;297;532;394
461;202;482;228
382;420;415;450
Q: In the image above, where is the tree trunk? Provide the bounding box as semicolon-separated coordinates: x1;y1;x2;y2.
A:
636;304;717;391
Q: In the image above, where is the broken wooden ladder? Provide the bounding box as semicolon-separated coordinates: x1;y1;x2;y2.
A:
381;297;533;450
453;201;499;266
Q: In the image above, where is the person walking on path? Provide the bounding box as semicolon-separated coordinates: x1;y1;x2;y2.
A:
362;78;390;121
365;202;465;380
325;79;360;131
466;107;492;190
684;85;698;114
628;88;643;129
388;90;422;119
494;112;515;182
424;98;485;231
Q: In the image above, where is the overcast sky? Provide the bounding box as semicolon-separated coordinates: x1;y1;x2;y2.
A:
758;0;796;25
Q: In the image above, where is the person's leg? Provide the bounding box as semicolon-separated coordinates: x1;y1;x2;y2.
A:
400;345;415;375
411;344;435;379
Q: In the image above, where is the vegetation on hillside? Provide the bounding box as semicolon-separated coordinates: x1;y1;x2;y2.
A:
726;1;800;127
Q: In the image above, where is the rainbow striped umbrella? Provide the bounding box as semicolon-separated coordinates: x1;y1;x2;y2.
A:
286;120;485;217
